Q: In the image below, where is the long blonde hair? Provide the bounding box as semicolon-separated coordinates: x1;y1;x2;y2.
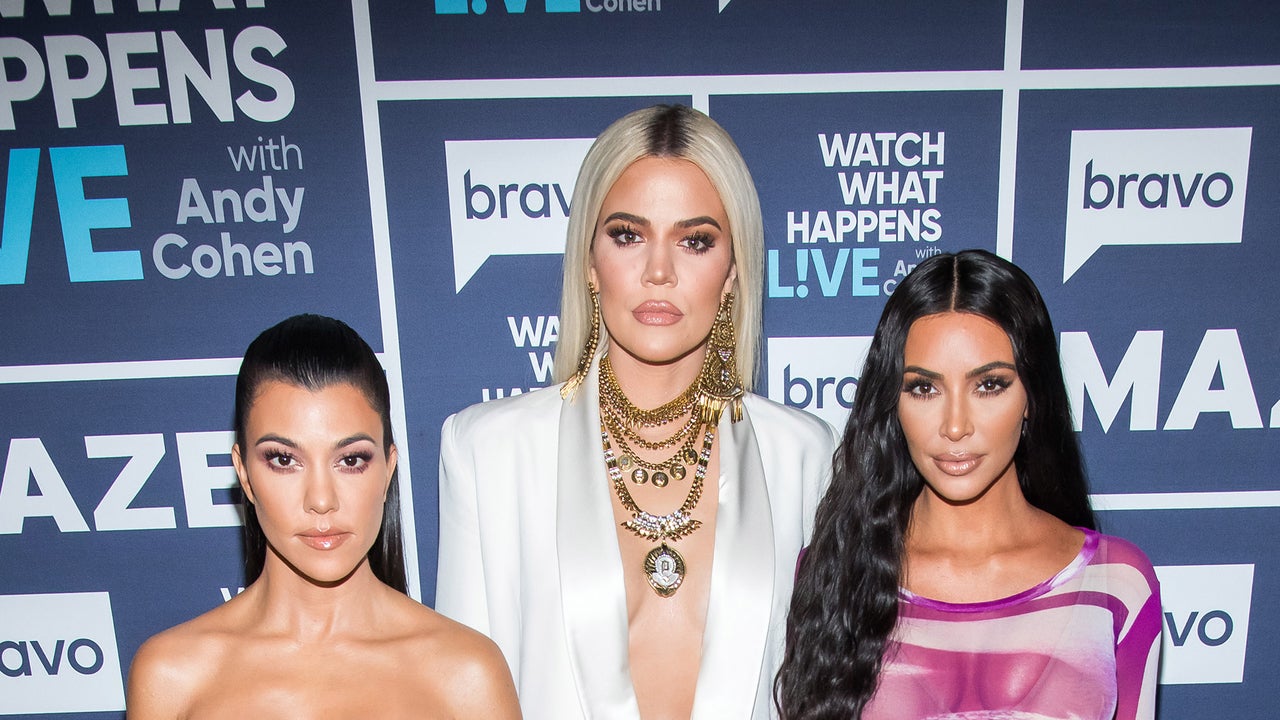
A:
554;104;764;389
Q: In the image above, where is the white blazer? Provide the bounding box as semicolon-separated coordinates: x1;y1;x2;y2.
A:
436;359;837;720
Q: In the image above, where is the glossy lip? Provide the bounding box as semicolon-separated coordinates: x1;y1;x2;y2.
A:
632;300;684;326
931;452;983;477
298;531;352;550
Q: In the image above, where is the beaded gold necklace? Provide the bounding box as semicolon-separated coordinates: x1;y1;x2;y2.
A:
599;355;703;488
598;355;711;597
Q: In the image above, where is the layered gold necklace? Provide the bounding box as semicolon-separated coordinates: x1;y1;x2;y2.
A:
599;355;710;597
599;355;702;488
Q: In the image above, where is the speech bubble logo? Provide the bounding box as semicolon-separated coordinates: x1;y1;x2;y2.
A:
1155;564;1254;684
445;138;594;293
0;592;125;714
1063;127;1252;282
766;335;872;429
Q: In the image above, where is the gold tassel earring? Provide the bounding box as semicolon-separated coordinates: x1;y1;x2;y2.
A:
561;281;601;400
696;292;745;424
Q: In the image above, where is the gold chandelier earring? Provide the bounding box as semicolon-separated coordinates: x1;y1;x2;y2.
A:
695;291;745;424
562;281;601;399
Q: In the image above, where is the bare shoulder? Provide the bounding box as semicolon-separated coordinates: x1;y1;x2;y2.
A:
126;604;239;719
383;593;521;718
428;617;520;716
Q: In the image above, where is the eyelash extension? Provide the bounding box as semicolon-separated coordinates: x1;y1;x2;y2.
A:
901;374;1015;399
263;449;295;467
976;376;1013;395
683;231;715;254
337;450;374;471
901;377;935;396
606;224;640;243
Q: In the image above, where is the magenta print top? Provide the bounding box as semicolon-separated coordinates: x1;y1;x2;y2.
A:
863;529;1162;720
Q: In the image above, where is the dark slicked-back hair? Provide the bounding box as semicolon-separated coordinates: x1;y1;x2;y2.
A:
776;250;1095;719
234;313;406;593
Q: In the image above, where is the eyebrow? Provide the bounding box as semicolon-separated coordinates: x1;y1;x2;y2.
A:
676;215;723;231
334;433;376;449
602;211;649;227
254;433;376;450
902;361;1017;380
601;211;723;232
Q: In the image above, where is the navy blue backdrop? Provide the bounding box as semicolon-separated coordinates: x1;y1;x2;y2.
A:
1;1;1276;716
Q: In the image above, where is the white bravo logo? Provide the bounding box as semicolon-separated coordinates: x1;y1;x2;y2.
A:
1155;564;1254;685
766;336;872;430
445;138;594;292
1063;127;1252;282
0;592;125;714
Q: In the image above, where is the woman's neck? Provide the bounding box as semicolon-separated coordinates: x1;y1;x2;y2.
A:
907;475;1042;556
605;345;705;409
246;557;386;641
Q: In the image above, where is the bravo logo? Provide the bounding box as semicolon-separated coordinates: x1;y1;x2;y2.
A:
0;592;124;714
766;336;872;429
1063;127;1252;282
1155;564;1253;684
445;138;593;292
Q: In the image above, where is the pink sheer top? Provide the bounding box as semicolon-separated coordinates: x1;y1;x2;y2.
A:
863;529;1162;720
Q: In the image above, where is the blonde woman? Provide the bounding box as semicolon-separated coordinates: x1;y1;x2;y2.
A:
437;105;837;719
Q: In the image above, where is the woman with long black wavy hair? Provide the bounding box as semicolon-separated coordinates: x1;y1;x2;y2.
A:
775;250;1161;720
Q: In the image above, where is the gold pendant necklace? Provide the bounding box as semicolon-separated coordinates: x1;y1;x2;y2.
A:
644;544;686;599
599;355;702;487
599;355;697;427
602;412;699;487
601;422;713;598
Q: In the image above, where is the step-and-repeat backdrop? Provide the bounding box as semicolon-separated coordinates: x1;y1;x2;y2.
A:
1;1;1276;717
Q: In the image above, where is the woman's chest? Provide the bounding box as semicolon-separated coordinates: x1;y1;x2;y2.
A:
865;603;1119;719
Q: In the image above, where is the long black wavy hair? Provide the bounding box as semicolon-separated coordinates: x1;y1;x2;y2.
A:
775;250;1095;718
234;313;407;593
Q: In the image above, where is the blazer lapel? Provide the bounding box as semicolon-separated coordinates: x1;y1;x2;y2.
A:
556;359;641;717
691;406;776;719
